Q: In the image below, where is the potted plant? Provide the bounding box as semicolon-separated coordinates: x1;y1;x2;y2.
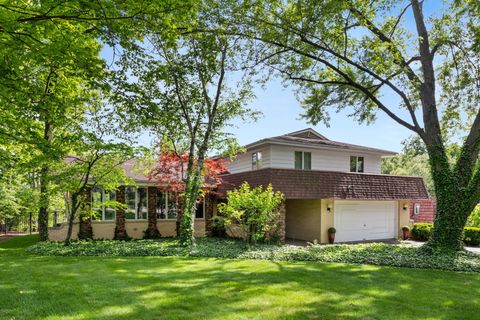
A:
401;225;410;240
327;227;336;244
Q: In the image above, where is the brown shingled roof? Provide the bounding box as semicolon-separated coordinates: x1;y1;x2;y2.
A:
217;168;429;200
245;128;396;155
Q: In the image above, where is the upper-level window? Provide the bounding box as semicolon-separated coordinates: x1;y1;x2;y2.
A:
294;151;311;170
350;156;364;173
252;152;262;170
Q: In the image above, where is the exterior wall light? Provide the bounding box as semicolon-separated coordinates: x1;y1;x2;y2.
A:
403;203;408;211
327;204;333;212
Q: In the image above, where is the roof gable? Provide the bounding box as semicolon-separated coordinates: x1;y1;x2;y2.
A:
285;128;329;140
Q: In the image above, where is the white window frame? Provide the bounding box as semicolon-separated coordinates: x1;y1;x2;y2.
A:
91;187;116;221
252;152;262;170
157;192;178;221
294;151;311;170
414;203;421;215
125;186;137;220
350;156;365;173
136;187;148;220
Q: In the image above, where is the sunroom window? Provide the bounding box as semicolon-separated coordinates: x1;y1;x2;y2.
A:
125;186;137;219
91;187;116;221
137;187;148;220
156;190;178;220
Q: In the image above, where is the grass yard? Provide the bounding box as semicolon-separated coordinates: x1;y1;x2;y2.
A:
1;236;480;320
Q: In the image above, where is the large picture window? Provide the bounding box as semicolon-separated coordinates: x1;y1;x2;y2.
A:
125;186;136;219
350;156;365;173
91;186;103;220
104;190;116;221
137;187;148;220
91;187;116;221
156;191;178;220
294;151;311;170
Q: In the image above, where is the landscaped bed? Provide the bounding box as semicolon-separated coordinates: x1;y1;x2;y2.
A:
27;237;480;273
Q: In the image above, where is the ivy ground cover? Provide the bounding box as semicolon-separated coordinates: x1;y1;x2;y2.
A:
1;235;480;319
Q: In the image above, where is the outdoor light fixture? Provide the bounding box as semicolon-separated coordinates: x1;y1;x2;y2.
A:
403;203;408;211
327;204;333;212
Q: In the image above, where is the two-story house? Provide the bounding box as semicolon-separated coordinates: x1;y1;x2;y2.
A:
49;128;429;243
217;128;429;243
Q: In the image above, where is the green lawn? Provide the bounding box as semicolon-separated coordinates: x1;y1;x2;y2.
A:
1;236;479;320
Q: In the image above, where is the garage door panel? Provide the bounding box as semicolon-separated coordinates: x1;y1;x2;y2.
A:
334;201;396;242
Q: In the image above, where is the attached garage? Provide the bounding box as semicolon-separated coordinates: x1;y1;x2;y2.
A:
334;200;397;242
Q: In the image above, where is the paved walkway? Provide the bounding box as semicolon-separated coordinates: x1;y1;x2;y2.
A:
0;232;30;242
286;238;480;254
404;240;480;254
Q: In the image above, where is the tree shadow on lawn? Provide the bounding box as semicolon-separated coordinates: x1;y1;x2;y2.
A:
0;254;479;320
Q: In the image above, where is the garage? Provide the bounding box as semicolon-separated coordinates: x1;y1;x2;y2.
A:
334;200;397;242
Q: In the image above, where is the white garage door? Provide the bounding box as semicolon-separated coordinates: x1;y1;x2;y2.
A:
334;201;397;242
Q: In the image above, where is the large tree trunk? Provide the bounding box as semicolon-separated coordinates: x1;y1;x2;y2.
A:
179;167;203;246
144;187;161;239
114;186;129;240
65;192;78;245
425;146;477;251
37;166;50;241
78;187;93;240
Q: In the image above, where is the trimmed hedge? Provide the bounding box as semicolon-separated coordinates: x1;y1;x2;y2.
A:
26;238;480;273
464;227;480;246
411;223;480;246
411;223;434;241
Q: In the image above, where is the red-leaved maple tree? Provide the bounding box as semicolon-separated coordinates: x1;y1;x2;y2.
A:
148;148;229;194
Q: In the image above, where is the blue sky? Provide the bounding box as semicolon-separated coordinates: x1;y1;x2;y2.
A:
102;0;444;153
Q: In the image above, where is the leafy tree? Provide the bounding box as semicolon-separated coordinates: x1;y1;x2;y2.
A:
0;0;194;241
147;145;229;239
114;20;257;245
59;108;135;244
218;182;284;244
221;0;480;251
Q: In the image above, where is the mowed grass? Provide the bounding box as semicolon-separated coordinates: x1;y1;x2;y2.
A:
1;236;480;320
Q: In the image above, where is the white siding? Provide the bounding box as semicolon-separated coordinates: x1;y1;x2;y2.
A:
270;145;382;174
227;144;383;174
227;145;271;174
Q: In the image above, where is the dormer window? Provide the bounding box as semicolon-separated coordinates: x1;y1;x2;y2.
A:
350;156;364;173
252;152;262;170
295;151;311;170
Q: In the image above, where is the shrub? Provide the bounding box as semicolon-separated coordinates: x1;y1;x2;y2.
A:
411;223;433;241
402;226;410;232
411;223;480;247
328;227;336;233
464;227;480;246
467;205;480;227
210;216;227;237
218;182;284;244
